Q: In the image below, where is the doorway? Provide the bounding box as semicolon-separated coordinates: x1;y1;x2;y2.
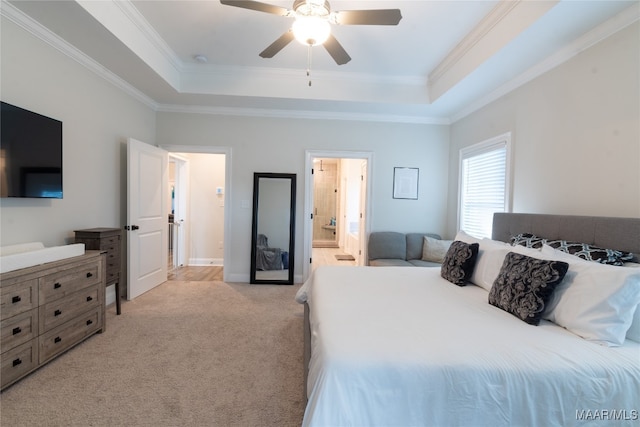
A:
162;145;231;282
304;150;372;282
168;154;188;271
312;158;339;248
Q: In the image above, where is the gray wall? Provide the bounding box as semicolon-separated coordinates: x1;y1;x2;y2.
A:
447;22;640;238
0;17;156;248
155;113;450;282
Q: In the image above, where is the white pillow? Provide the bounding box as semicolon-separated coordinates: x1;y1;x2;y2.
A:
469;238;510;291
540;244;640;346
621;262;640;342
627;305;640;343
464;236;542;292
453;231;546;290
421;236;453;263
454;230;481;246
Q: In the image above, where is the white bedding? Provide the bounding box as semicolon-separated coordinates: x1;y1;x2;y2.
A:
297;266;640;427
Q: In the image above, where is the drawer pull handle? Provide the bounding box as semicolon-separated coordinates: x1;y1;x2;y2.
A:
12;327;22;335
86;272;93;278
54;309;62;316
54;336;62;344
54;283;62;289
86;320;93;326
11;295;21;304
13;358;22;367
86;296;93;302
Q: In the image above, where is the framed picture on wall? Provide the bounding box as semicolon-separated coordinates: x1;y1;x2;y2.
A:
393;167;419;200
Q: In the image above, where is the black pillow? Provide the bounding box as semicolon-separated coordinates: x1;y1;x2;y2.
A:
440;241;479;286
488;252;569;325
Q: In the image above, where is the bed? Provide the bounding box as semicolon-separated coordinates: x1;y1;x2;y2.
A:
296;213;640;427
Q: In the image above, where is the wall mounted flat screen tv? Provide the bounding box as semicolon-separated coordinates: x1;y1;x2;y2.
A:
1;101;63;199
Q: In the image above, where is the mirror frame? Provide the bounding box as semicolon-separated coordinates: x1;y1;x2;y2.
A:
250;172;296;285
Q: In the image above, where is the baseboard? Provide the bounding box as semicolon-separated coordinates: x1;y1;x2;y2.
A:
226;273;249;283
224;273;303;284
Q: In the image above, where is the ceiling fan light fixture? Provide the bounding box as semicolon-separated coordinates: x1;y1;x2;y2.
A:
292;16;331;46
293;0;330;17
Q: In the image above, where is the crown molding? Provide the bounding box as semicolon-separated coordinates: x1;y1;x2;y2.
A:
75;0;182;89
1;1;158;110
156;104;450;125
114;0;183;72
429;0;520;84
428;0;559;102
5;0;634;127
450;2;640;124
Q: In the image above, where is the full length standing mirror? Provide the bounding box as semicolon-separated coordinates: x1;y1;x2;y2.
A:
250;173;296;285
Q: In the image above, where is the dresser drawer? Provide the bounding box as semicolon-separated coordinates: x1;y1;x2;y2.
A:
1;308;38;350
105;269;120;285
99;236;120;251
39;307;102;364
1;339;38;389
1;280;38;321
39;285;101;333
39;260;102;304
105;249;120;278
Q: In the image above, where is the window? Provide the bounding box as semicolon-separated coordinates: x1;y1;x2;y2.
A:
458;133;511;239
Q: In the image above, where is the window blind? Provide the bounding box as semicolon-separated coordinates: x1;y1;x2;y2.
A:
459;136;510;239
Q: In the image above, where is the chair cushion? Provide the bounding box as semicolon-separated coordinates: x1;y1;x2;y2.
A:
368;232;407;261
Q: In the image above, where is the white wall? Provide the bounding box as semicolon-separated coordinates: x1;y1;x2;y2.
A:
0;17;156;247
341;158;363;236
447;22;640;238
155;113;450;282
179;153;226;265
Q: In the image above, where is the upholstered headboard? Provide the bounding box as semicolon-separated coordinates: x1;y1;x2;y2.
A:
492;213;640;261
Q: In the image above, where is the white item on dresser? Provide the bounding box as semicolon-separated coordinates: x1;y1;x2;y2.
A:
0;243;85;274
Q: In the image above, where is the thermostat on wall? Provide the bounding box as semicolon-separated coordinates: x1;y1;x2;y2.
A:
216;187;223;195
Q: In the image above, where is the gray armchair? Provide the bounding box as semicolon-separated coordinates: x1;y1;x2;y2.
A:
255;234;282;270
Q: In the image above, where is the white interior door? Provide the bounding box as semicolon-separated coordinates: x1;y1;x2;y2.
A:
172;154;189;268
127;138;168;300
359;160;368;266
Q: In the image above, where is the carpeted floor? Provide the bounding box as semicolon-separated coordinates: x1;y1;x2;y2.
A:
0;280;306;426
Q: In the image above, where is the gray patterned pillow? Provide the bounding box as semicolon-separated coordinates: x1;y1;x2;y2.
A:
440;241;479;286
511;233;634;266
510;233;545;249
545;239;634;266
488;252;569;325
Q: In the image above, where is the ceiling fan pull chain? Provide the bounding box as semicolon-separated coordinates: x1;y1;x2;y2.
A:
307;44;312;86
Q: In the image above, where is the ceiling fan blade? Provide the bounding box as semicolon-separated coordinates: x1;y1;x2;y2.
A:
259;30;295;58
335;9;402;25
323;34;351;65
219;0;289;16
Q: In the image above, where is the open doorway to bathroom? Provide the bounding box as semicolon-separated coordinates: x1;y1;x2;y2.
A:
312;158;339;248
306;152;371;279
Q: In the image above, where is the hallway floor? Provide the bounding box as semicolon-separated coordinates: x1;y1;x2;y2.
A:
312;247;357;272
165;247;356;283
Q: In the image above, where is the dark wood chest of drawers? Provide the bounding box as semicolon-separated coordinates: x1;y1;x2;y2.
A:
74;228;122;315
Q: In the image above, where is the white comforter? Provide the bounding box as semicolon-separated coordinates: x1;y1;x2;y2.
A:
297;266;640;427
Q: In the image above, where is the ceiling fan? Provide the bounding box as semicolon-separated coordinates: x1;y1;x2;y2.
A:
219;0;402;65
